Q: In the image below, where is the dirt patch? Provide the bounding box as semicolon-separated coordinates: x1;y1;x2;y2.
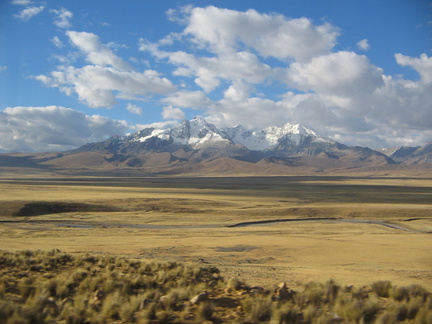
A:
8;201;121;217
215;246;257;252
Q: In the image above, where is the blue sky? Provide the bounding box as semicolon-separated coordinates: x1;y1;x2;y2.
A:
0;0;431;152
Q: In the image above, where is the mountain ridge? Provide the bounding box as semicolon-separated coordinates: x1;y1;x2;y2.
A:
0;118;431;176
380;144;432;165
73;117;342;156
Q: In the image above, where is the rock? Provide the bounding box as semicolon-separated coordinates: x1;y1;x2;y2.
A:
61;297;74;306
249;286;265;295
93;289;106;302
278;282;287;290
190;291;209;305
139;299;153;310
274;282;295;301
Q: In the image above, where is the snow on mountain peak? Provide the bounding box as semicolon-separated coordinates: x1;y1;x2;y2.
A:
131;119;331;151
224;122;329;151
135;117;231;149
184;117;231;148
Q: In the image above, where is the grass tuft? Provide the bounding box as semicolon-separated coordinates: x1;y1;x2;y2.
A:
0;249;431;324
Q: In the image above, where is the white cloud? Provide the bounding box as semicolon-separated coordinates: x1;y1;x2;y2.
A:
141;38;273;93
12;0;32;5
177;51;271;92
51;36;64;48
0;66;7;72
36;31;176;108
130;120;179;132
208;97;286;130
357;39;370;51
140;7;432;148
179;6;338;62
36;65;176;108
67;31;132;71
14;5;44;21
0;106;129;153
126;103;142;116
32;6;432;149
395;53;432;83
162;105;185;120
223;81;252;101
141;6;338;93
162;90;211;109
287;51;384;96
50;7;73;29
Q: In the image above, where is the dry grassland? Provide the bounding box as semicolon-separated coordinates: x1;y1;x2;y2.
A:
0;175;431;292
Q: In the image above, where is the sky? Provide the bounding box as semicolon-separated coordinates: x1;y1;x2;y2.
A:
0;0;431;153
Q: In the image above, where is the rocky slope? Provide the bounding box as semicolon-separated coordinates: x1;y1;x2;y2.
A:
0;118;406;175
72;117;392;162
381;144;432;164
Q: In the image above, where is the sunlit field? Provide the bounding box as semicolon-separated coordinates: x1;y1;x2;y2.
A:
1;175;431;292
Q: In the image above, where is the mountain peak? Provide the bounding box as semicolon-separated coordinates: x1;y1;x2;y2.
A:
124;118;334;152
224;121;331;151
61;117;397;173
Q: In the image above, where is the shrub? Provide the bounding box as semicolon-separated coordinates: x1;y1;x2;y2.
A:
241;295;272;322
197;301;214;322
1;249;431;324
336;294;381;323
415;307;432;324
226;277;242;292
273;303;302;324
372;280;392;298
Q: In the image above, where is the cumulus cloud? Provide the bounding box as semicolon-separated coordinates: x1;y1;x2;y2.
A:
0;106;129;153
31;6;432;149
162;90;211;109
12;0;32;5
142;47;273;93
180;6;338;62
67;31;132;71
357;39;370;51
223;81;252;101
51;36;64;48
14;5;44;21
138;7;432;147
51;7;73;29
140;6;339;95
0;66;7;72
36;31;176;108
126;103;142;116
162;105;185;120
287;51;384;96
36;65;176;108
395;53;432;83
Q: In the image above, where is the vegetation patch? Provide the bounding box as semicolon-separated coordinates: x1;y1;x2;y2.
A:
5;201;122;217
1;250;431;323
215;246;257;253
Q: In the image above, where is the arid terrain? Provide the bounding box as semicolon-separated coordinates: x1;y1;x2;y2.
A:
0;173;431;293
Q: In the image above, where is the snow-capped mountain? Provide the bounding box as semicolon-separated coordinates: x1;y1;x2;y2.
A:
380;144;432;164
123;117;333;152
0;117;400;175
57;117;394;174
224;123;333;151
129;118;232;149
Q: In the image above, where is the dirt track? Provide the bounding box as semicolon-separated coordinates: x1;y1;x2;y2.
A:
1;216;428;233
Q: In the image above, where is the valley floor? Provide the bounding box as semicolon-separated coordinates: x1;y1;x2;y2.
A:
0;175;431;290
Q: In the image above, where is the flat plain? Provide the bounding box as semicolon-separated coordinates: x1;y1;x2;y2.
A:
0;175;431;290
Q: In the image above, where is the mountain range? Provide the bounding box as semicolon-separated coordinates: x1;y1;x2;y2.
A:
0;117;431;176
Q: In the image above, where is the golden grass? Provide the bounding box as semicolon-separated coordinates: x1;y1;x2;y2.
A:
0;175;431;293
1;250;431;323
